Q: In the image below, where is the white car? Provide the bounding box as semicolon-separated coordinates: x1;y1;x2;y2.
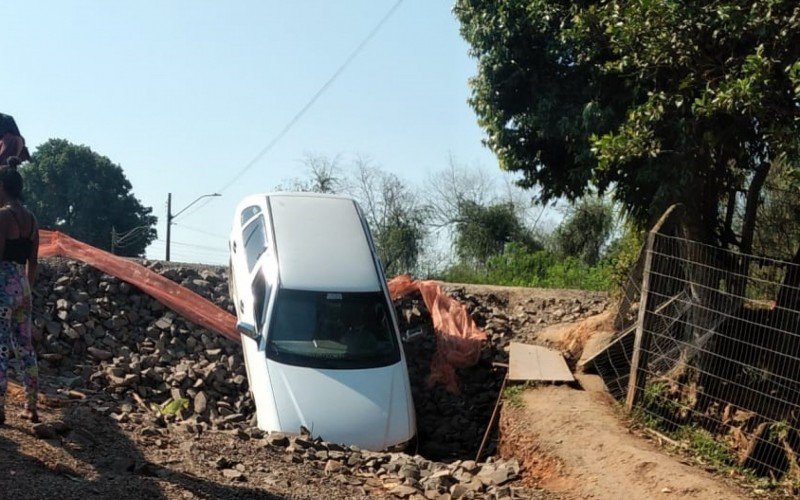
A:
228;192;416;451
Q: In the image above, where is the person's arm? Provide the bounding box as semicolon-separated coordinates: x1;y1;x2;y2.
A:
0;134;9;165
27;215;38;286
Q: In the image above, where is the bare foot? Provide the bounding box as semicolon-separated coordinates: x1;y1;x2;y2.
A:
21;408;39;423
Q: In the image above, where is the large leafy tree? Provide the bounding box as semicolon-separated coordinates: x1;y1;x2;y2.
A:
22;139;157;256
553;197;615;266
455;0;800;247
454;200;540;266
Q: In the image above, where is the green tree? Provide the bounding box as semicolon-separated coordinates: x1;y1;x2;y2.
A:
22;139;157;256
454;200;539;266
553;197;615;265
349;158;427;276
455;0;800;247
753;159;800;260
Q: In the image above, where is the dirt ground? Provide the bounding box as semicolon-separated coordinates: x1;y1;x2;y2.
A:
498;374;749;500
0;380;370;500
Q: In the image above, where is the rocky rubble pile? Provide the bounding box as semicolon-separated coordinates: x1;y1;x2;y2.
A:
442;287;608;361
223;429;531;499
33;259;253;429
29;259;540;498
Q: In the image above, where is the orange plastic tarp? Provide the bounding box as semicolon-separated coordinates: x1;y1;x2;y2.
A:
39;230;239;342
388;275;488;393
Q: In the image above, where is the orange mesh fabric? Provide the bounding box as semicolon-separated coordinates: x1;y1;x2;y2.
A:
388;275;488;393
39;230;239;342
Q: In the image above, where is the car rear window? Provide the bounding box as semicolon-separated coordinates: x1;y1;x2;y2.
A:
241;205;262;226
243;215;267;271
266;288;401;370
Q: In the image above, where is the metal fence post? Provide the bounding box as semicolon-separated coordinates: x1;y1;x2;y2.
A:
626;230;656;411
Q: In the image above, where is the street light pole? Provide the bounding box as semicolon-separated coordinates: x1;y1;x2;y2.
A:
165;191;221;261
166;193;172;261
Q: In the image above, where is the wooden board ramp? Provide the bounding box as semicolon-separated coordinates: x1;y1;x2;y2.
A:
508;342;574;382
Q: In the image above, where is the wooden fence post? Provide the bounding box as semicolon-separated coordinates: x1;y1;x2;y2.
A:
626;230;657;411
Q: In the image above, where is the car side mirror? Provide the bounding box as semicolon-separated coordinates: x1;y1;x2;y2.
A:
236;320;260;341
401;326;424;343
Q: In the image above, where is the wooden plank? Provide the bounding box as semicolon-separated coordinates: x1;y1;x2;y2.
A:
626;231;656;411
579;291;687;369
508;342;574;382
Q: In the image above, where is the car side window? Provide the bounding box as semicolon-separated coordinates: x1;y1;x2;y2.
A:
243;215;267;272
252;270;270;332
241;205;262;226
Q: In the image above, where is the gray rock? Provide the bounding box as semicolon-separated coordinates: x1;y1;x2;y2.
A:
390;485;420;498
45;321;62;336
265;432;290;447
194;391;208;415
87;347;113;360
324;459;344;475
32;423;58;440
71;302;91;319
221;468;245;481
155;317;173;330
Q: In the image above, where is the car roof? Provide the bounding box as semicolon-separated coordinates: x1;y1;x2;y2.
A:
266;193;382;292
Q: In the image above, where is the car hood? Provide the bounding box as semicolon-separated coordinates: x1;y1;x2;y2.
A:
266;360;414;450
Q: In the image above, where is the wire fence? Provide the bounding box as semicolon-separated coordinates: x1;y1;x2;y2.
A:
588;207;800;481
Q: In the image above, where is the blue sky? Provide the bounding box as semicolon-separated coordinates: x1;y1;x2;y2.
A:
8;1;522;264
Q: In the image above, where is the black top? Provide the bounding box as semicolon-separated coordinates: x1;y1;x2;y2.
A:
3;209;34;265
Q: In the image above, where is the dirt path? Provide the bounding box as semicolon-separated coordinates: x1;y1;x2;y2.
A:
499;374;748;500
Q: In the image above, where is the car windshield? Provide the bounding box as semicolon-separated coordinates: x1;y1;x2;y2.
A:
266;288;401;369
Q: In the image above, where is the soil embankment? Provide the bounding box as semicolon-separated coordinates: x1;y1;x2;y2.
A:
498;375;748;499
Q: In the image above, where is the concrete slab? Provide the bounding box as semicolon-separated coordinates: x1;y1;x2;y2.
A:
508;342;574;382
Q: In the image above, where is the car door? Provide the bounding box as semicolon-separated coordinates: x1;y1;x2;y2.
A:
236;209;281;430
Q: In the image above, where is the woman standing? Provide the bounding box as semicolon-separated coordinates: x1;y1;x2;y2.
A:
0;156;39;424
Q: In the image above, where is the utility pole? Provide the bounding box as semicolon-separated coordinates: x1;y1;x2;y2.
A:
166;193;172;261
165;191;220;262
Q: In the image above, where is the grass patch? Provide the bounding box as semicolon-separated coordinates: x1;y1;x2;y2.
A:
438;244;613;292
158;397;190;417
675;425;738;470
628;383;786;489
503;383;535;408
629;383;739;471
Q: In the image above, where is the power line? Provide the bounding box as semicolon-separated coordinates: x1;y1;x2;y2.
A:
220;0;404;193
153;238;227;254
172;222;229;240
181;0;405;219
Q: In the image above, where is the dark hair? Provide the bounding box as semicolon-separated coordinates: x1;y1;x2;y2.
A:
0;114;21;137
0;156;23;199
